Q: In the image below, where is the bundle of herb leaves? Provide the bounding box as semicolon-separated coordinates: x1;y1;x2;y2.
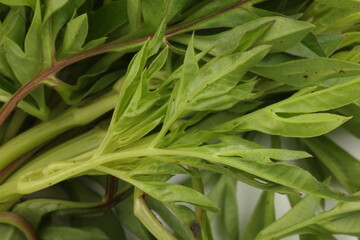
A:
0;0;360;239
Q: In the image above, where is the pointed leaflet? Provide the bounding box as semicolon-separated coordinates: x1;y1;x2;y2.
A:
215;76;360;137
161;44;271;137
44;0;69;22
256;194;322;240
302;136;360;193
252;58;360;87
57;14;89;58
257;194;360;239
3;0;47;117
111;20;166;123
208;175;239;240
242;191;275;240
337;102;360;138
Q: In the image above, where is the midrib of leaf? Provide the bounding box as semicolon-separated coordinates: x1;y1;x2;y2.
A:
0;0;254;126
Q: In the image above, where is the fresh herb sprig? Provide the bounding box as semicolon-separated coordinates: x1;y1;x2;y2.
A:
0;0;360;239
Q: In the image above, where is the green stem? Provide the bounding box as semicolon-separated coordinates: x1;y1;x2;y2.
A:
0;211;36;240
190;168;214;240
190;168;205;221
2;109;27;144
0;92;118;170
133;187;177;240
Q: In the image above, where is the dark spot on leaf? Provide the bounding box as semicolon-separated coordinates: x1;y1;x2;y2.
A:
280;40;284;44
141;193;148;200
314;72;318;74
48;183;52;186
338;69;345;74
172;161;180;164
303;75;308;79
187;100;190;103
232;121;240;126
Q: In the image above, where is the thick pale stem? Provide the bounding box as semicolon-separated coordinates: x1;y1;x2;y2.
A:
133;187;177;240
0;92;118;170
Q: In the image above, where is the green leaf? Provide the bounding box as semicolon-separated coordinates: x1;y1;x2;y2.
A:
171;0;259;32
256;194;322;240
0;224;25;240
319;212;360;234
127;0;142;31
337;102;360;138
98;166;219;212
314;0;360;9
252;58;360;87
208;175;239;240
302;136;360;193
0;0;35;8
216;76;360;137
242;191;275;240
116;194;154;240
87;1;127;40
164;45;270;131
147;197;193;240
44;0;69;22
71;209;126;240
171;16;314;55
12;199;95;229
40;226;109;240
58;14;89;58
